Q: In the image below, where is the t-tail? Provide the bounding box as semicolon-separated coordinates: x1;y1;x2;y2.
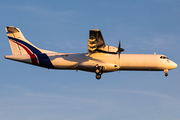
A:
5;26;55;68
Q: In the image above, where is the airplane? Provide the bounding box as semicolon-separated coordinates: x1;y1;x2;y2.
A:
4;26;177;80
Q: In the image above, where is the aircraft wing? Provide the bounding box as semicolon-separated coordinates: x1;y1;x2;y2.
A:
88;29;106;53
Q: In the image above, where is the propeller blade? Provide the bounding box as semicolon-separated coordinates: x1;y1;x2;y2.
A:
118;40;121;59
118;40;125;59
118;40;121;50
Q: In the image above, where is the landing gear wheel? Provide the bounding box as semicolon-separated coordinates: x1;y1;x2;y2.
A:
96;74;101;80
95;69;101;74
95;66;103;74
165;73;168;77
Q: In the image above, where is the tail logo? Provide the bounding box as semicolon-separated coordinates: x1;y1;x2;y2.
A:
8;36;54;68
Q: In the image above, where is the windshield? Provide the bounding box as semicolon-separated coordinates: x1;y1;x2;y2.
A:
160;56;169;59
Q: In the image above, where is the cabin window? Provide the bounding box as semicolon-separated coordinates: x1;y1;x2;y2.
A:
160;56;168;59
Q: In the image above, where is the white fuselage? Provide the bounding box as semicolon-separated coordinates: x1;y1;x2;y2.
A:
49;53;177;72
6;53;177;73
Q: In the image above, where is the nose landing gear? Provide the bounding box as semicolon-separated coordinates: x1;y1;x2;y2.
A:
164;69;168;77
165;73;168;77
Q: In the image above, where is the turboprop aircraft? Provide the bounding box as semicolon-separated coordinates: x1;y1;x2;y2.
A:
5;26;177;79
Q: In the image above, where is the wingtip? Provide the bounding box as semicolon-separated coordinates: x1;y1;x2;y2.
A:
90;29;100;31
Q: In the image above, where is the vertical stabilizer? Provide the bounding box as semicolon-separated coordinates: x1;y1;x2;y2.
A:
6;26;37;55
5;26;55;68
5;26;55;55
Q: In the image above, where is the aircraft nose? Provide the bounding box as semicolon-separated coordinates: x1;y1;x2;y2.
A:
172;62;178;69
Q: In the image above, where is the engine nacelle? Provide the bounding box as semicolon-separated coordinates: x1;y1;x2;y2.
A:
102;64;120;72
98;46;118;53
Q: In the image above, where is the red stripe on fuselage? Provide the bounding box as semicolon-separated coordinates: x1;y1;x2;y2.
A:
10;39;39;65
29;54;39;65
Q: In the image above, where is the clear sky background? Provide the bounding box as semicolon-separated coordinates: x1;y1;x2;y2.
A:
0;0;180;120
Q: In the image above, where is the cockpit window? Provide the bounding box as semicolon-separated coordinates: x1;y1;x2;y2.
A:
160;56;169;59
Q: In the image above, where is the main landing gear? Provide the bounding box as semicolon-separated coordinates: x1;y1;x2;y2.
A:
95;66;103;80
96;74;101;80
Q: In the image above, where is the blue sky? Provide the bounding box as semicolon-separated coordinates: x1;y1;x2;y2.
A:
0;0;180;120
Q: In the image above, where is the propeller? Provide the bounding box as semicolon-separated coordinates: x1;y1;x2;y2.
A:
117;40;124;59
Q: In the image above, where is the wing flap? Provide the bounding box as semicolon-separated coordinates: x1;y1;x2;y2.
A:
88;29;105;53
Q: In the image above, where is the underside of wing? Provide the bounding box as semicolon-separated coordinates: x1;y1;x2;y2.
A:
88;29;119;54
88;29;105;53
